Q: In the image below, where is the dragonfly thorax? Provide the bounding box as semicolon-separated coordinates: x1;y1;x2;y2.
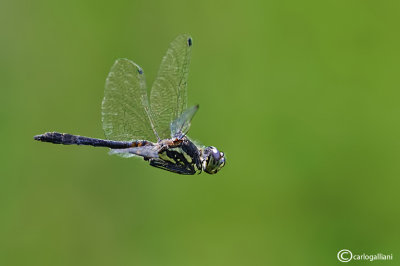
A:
151;137;202;174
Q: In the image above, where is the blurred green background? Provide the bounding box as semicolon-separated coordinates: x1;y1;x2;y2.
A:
1;0;399;265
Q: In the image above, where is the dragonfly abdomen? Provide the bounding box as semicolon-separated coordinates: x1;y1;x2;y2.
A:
34;132;132;149
130;140;152;147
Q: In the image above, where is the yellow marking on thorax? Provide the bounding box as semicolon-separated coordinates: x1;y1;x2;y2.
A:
159;151;176;164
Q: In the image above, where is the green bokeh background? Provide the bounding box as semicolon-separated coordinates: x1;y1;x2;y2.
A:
1;0;399;265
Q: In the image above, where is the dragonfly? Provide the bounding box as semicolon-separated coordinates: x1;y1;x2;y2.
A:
34;34;225;175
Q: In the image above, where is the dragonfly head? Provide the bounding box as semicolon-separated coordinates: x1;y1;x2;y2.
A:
201;146;225;174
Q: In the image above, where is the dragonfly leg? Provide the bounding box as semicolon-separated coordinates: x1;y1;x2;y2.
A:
149;159;196;175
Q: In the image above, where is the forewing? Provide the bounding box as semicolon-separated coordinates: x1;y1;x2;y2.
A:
170;105;199;139
102;59;157;142
150;34;193;140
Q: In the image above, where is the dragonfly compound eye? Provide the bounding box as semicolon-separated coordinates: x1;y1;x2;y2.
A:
212;147;221;160
203;146;226;174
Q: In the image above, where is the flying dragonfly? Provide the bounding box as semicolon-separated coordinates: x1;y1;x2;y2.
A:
34;34;225;175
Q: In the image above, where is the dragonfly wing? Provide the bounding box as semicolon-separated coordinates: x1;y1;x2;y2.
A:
150;34;193;140
109;146;160;158
102;59;158;142
170;105;199;139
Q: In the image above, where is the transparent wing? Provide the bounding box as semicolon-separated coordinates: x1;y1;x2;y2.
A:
150;34;193;140
170;105;199;139
109;146;160;158
102;59;158;142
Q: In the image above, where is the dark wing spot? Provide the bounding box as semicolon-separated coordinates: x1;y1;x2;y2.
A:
187;37;192;47
137;67;143;74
